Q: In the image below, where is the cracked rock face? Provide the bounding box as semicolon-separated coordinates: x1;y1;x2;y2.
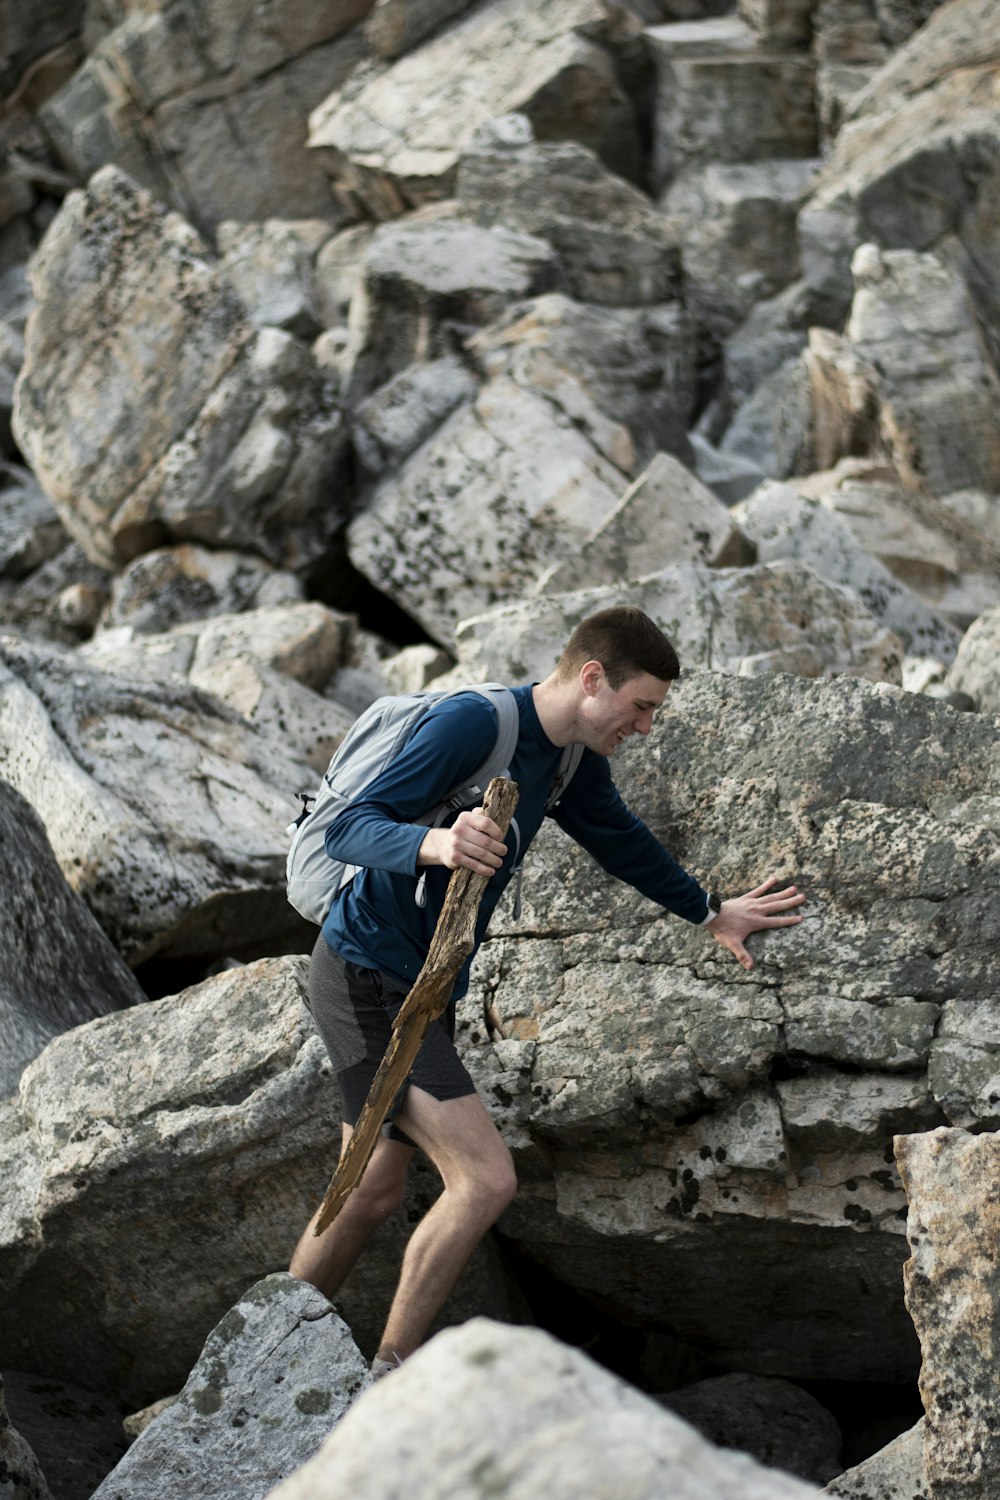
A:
454;671;1000;1381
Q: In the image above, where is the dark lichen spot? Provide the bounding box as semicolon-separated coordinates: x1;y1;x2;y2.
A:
295;1388;332;1416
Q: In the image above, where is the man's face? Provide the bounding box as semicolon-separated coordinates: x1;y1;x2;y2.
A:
581;667;671;756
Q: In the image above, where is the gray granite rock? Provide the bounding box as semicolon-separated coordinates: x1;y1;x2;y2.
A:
659;1373;843;1485
0;776;144;1096
456;119;680;307
0;634;314;965
91;1276;368;1500
217;221;335;339
0;959;525;1403
825;1420;926;1499
100;547;304;635
268;1320;825;1500
453;670;1000;1381
307;0;642;216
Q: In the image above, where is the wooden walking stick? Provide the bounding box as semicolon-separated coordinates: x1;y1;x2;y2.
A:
313;775;519;1235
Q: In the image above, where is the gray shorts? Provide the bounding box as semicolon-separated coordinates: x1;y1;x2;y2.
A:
306;934;476;1147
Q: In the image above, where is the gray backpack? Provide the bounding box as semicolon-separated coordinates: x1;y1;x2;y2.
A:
286;683;583;926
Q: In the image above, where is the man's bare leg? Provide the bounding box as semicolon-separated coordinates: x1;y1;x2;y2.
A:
289;1124;415;1302
374;1087;517;1362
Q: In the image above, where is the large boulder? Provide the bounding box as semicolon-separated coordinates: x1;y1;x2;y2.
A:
268;1320;824;1500
895;1128;1000;1499
446;563;902;685
824;1420;925;1499
0;777;144;1097
99;546;304;635
0;958;524;1403
307;0;643;216
0;634;314;965
91;1275;368;1500
797;0;1000;324
732;482;961;664
13;169;349;577
659;1373;843;1485
455;115;681;308
38;4;369;230
455;670;1000;1381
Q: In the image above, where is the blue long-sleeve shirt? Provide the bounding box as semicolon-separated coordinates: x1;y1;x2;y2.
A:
321;685;711;997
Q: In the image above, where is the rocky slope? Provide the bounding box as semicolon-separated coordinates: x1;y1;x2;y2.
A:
1;0;999;1496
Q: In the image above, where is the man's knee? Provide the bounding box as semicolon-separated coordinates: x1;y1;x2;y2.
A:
347;1151;410;1226
462;1148;518;1221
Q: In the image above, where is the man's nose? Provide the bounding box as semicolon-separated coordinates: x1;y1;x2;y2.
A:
635;712;654;735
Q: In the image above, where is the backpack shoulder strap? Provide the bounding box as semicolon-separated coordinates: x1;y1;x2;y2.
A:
546;742;585;810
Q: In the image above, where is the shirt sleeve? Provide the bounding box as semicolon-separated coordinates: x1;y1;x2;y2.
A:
324;694;500;876
550;749;711;924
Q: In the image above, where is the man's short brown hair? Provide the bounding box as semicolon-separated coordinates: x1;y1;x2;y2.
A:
556;606;680;689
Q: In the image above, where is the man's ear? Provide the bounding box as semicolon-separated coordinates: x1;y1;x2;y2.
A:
580;660;604;697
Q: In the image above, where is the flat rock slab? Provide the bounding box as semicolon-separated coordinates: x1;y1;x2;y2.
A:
92;1275;368;1500
268;1319;824;1500
0;633;314;965
0;777;144;1096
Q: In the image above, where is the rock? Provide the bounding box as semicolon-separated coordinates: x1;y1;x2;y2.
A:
469;292;696;468
0;317;25;455
13;169;349;577
722;280;815;411
268;1320;824;1500
91;1275;368;1500
895;1128;1000;1499
351;356;479;479
659;1373;842;1485
538;452;755;592
454;670;1000;1380
0;776;144;1096
824;1419;927;1499
189;659;356;773
2;1369;128;1500
0;465;65;581
309;0;643;217
455;119;681;307
662;160;819;339
365;0;476;60
446;561;902;685
191;605;354;693
798;0;1000;323
690;433;768;505
0;541;111;646
348;381;625;644
0;634;314;965
719;355;814;480
218;220;336;338
100;547;304;634
646;18;818;193
842;244;1000;497
0;1371;53;1500
732;482;961;663
0;958;525;1402
380;643;454;694
39;7;368;230
313;225;377;329
341;214;560;402
943;602;1000;713
795;461;1000;630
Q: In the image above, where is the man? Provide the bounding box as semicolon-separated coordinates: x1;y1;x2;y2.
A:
289;607;804;1375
